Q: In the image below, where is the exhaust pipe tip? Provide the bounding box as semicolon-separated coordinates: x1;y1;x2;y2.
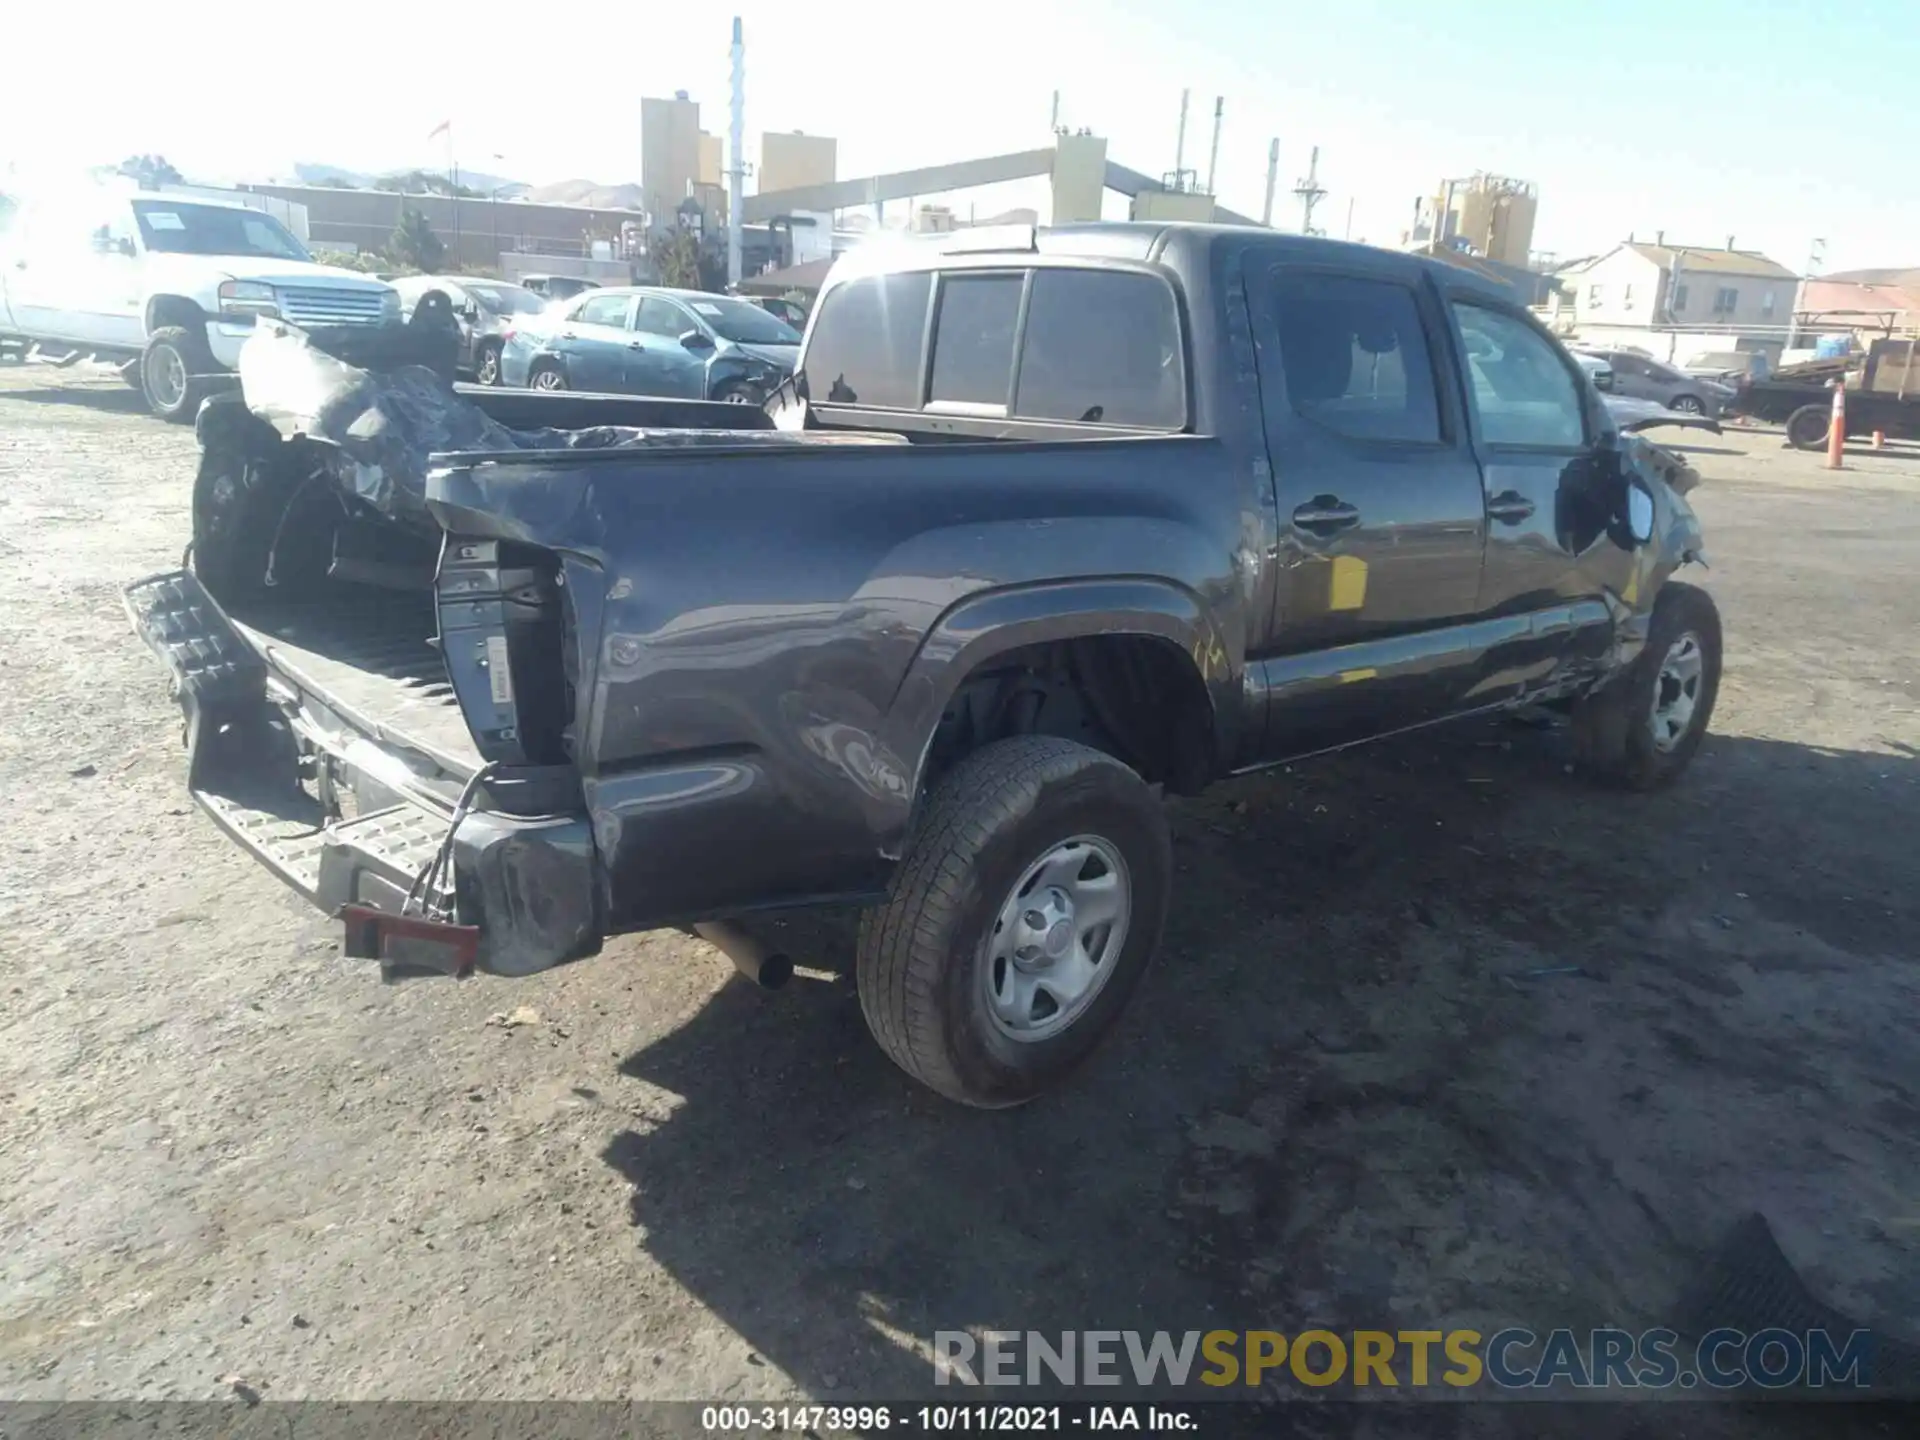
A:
694;922;793;990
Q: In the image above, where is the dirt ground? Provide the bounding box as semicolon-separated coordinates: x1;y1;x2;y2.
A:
1;365;1916;1433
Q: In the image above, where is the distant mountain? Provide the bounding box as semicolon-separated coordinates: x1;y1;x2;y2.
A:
523;178;646;211
289;161;530;196
292;162;376;188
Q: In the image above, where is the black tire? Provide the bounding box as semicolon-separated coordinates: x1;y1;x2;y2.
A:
140;326;217;422
1572;582;1722;790
474;342;503;386
527;360;566;392
855;736;1172;1108
1670;394;1705;415
711;378;767;407
1785;403;1831;450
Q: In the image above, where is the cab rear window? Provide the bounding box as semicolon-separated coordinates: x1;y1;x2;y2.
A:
803;265;1186;429
801;271;931;409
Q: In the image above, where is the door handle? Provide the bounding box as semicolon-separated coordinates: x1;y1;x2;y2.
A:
1292;497;1361;532
627;340;645;348
1487;491;1536;524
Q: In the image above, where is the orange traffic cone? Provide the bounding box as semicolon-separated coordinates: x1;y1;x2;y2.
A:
1827;383;1847;470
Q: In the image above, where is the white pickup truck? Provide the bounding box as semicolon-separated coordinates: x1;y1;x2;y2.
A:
0;185;401;419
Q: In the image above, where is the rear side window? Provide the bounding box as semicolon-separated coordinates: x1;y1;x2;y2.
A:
1270;272;1442;443
1015;270;1184;428
803;271;931;408
574;293;630;327
929;274;1023;408
1452;303;1585;448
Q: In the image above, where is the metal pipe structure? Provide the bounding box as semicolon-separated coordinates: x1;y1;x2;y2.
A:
1174;89;1189;190
1261;138;1279;226
1205;97;1223;195
727;16;745;287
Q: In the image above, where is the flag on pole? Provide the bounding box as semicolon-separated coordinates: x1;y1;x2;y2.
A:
427;120;450;140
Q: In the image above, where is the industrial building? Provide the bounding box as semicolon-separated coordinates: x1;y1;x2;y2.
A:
1405;173;1538;267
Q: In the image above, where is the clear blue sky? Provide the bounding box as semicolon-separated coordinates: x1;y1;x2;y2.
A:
7;0;1917;271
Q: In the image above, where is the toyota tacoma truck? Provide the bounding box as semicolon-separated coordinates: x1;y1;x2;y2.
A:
125;223;1717;1108
0;183;400;419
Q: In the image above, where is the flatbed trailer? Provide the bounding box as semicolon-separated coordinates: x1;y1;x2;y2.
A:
1736;338;1920;448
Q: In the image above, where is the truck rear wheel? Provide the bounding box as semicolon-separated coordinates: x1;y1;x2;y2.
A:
1785;403;1831;450
855;736;1171;1108
1572;582;1722;790
141;326;216;422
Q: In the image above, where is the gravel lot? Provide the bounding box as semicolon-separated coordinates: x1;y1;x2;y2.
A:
1;364;1916;1432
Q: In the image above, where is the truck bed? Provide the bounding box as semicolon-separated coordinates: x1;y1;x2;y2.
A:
227;589;484;777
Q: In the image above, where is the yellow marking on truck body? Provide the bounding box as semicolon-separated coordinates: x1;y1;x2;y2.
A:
1329;555;1368;611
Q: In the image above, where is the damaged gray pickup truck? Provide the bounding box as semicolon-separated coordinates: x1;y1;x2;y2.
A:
126;224;1717;1108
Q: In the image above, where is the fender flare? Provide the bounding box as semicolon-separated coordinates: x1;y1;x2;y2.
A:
874;576;1239;850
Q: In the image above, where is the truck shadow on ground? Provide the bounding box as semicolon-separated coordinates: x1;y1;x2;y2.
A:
601;720;1919;1436
0;380;152;415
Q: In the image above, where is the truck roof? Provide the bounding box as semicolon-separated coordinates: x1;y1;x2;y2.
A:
839;221;1523;303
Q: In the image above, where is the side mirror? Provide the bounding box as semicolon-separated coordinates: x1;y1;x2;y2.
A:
679;328;714;350
1626;482;1655;545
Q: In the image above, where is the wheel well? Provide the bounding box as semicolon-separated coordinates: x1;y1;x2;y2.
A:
925;634;1217;796
146;295;205;336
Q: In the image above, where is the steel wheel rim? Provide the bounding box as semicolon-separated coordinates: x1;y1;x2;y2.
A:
722;390;756;404
144;344;186;410
1672;396;1703;415
981;834;1131;1043
1650;631;1704;752
478;350;499;384
531;368;563;391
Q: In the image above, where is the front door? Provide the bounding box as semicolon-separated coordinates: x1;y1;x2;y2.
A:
559;291;636;391
1247;258;1489;758
625;297;709;398
1445;298;1626;699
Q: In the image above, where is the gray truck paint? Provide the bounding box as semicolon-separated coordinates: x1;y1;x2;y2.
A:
129;223;1703;971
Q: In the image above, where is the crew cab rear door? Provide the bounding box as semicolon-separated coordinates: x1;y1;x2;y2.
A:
1246;254;1489;757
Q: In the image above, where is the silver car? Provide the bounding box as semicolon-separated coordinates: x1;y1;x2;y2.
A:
1579;349;1735;417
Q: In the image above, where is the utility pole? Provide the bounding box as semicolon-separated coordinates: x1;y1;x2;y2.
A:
727;17;745;286
1261;138;1279;226
1294;146;1327;235
1175;90;1189;188
1205;97;1223;195
1787;237;1825;350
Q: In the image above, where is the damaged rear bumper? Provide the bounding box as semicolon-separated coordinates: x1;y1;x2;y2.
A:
122;569;600;978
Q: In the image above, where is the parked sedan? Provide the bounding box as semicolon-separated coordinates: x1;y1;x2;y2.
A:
498;286;800;402
390;276;548;385
1578;349;1736;417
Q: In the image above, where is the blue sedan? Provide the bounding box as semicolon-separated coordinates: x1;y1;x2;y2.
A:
497;286;800;403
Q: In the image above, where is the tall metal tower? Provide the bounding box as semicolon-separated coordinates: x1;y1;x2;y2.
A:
1294;146;1327;235
726;16;745;286
1204;97;1223;195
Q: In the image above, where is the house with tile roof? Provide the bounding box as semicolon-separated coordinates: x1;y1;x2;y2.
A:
1557;238;1798;330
